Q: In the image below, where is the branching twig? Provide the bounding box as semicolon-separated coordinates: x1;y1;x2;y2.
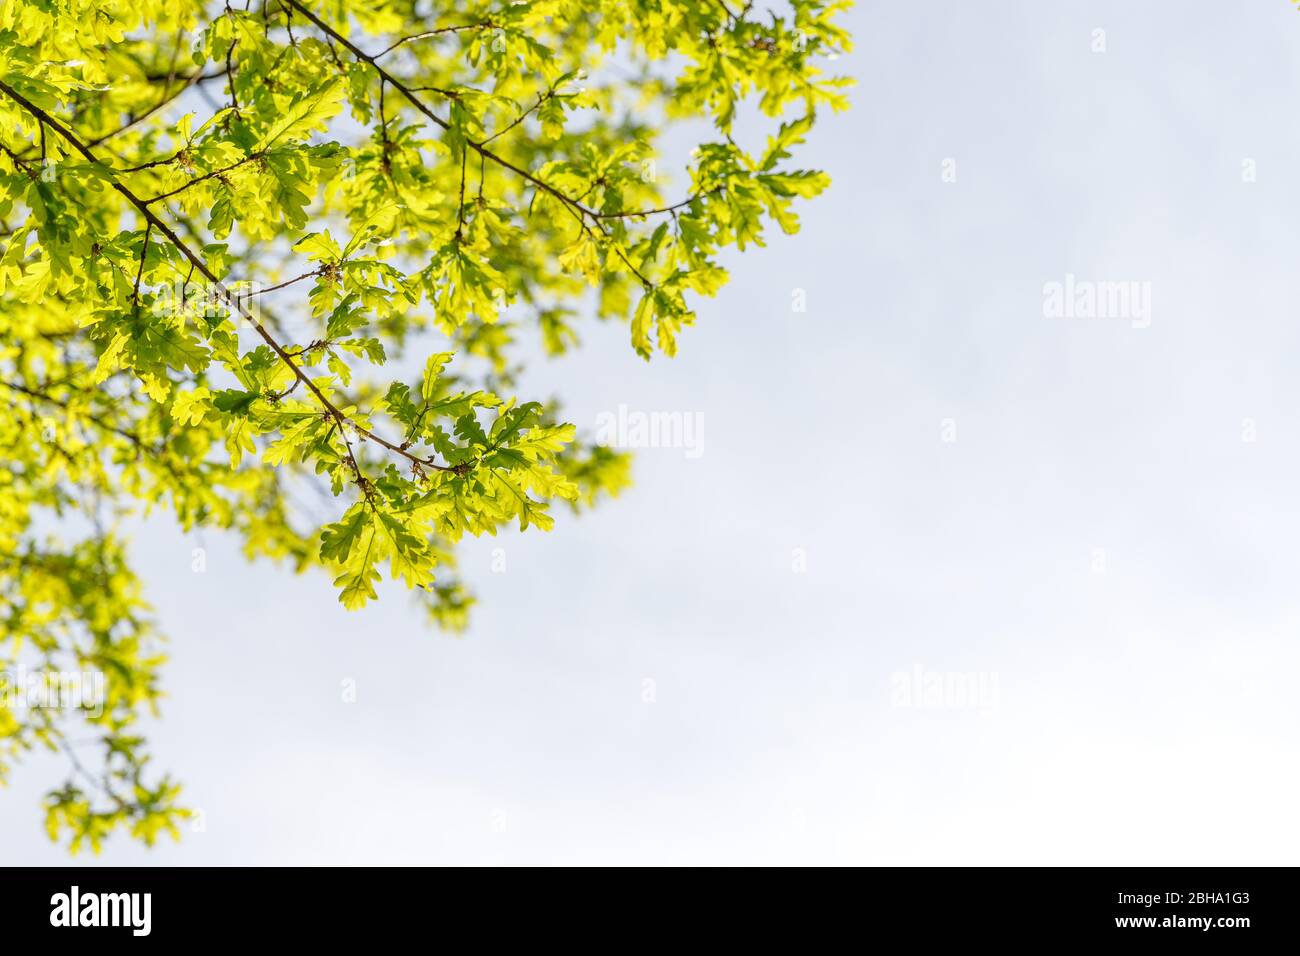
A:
374;21;495;60
0;78;461;477
278;0;699;278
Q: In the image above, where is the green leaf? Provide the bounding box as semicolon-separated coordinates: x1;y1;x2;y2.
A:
254;77;346;152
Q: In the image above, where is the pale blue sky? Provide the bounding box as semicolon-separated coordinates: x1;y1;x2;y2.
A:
6;0;1300;864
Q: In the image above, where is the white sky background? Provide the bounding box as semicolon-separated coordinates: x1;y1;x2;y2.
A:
6;0;1300;864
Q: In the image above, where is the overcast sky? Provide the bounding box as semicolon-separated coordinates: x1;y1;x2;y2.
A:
7;0;1300;865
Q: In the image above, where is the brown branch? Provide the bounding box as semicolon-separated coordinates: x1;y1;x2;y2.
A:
479;90;550;147
131;222;152;313
0;140;39;178
454;146;468;240
142;151;263;204
590;192;713;220
374;22;495;59
248;267;323;297
119;151;183;173
139;69;230;83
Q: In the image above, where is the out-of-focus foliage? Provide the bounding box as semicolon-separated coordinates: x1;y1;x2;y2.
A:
0;0;851;850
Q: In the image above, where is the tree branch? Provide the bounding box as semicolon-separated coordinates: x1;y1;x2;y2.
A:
374;21;496;60
0;78;461;477
278;0;702;249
